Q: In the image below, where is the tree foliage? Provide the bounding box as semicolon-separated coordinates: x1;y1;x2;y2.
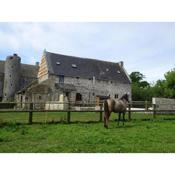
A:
130;67;175;101
129;71;150;101
130;72;145;84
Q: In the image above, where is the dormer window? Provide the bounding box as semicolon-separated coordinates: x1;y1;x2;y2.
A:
72;64;77;68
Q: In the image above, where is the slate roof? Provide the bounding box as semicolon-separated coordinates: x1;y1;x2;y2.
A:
21;64;39;78
45;51;131;84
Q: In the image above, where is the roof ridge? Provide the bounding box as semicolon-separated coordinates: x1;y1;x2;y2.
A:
21;63;38;67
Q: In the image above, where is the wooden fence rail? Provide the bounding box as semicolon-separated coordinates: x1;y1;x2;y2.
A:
0;109;175;124
0;102;175;124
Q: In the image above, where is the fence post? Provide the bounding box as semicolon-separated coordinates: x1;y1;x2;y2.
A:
153;104;156;119
128;103;131;120
99;103;103;122
67;102;71;123
145;100;148;110
28;102;33;124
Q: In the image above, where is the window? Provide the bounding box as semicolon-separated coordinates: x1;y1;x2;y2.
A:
114;94;118;99
66;92;69;97
25;97;28;101
38;95;42;100
76;93;82;101
59;75;64;84
76;77;80;84
56;62;60;65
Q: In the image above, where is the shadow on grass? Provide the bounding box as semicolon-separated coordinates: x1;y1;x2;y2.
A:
108;124;135;130
0;120;101;128
1;117;175;128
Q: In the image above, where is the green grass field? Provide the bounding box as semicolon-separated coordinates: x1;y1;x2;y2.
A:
0;112;175;153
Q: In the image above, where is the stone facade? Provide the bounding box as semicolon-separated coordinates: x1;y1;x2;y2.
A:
0;73;4;101
54;75;131;104
3;54;21;102
0;54;39;102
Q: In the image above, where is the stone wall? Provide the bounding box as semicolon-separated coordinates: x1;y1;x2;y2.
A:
20;76;37;90
0;73;4;100
54;75;131;104
16;72;131;109
152;97;175;110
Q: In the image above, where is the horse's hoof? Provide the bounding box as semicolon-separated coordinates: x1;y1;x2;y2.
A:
104;125;108;129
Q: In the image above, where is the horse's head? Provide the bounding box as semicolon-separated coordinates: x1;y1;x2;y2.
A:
120;93;130;103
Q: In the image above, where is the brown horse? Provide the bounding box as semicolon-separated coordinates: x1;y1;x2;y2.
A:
103;93;129;129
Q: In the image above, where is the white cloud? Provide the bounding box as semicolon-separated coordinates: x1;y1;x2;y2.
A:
0;22;175;82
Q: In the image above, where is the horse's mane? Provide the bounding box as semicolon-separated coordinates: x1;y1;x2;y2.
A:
119;93;129;102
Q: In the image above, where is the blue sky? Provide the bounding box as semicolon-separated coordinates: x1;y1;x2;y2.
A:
0;22;174;83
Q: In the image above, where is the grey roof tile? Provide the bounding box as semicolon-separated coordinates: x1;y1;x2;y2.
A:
45;51;130;83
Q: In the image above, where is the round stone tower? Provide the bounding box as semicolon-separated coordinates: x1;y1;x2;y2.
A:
3;54;21;102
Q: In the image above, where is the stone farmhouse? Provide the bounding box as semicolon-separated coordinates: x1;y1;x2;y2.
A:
0;50;131;108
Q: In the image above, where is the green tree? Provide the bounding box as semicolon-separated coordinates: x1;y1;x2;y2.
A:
152;80;166;97
165;68;175;89
130;68;175;101
164;68;175;98
130;72;145;84
130;71;150;101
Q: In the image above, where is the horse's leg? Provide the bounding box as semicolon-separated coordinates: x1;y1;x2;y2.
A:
104;112;107;128
106;112;111;129
122;112;125;126
118;113;121;126
104;112;109;129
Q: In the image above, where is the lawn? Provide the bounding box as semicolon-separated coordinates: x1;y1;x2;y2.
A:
0;112;175;153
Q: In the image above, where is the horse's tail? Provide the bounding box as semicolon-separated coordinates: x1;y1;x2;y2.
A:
104;100;109;116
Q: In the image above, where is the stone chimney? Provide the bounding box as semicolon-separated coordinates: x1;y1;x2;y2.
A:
92;76;95;85
119;61;124;67
35;62;39;66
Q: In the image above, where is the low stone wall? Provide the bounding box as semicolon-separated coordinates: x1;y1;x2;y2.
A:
45;101;68;110
45;101;102;111
152;97;175;110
